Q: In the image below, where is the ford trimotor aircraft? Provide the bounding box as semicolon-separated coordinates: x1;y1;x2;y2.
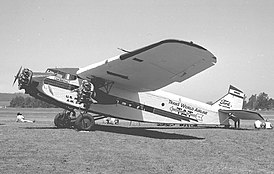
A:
13;39;264;130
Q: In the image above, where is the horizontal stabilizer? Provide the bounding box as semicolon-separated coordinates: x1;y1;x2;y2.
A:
219;109;265;120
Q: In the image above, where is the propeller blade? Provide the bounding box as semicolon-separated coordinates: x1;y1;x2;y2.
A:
13;66;22;86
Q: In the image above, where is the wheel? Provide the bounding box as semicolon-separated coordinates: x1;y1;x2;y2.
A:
75;113;95;131
54;113;63;128
54;112;71;128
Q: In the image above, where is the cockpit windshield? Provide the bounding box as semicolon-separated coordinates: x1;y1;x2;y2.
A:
46;68;77;80
45;69;56;74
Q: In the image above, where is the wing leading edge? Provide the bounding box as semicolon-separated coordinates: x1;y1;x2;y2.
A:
77;39;217;92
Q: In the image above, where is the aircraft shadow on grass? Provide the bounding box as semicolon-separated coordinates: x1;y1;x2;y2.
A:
22;126;58;130
22;125;204;140
94;125;205;140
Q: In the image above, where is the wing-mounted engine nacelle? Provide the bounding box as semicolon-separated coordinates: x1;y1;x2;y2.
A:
76;80;97;108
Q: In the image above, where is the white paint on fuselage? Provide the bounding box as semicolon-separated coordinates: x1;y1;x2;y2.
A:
42;76;84;109
141;90;220;124
90;86;221;124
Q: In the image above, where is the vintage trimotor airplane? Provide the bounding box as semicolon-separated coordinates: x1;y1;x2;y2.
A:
13;39;264;130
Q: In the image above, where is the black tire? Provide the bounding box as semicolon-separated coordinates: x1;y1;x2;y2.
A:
54;112;71;128
54;113;63;128
75;113;95;131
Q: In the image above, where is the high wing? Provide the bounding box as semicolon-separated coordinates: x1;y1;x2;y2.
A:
77;39;217;92
219;110;265;120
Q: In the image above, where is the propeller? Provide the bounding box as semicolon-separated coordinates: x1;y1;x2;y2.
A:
13;66;22;86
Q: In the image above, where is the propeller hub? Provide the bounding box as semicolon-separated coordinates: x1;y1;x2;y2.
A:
13;67;33;90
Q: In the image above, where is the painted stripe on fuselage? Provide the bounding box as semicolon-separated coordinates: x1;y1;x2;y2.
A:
116;97;198;122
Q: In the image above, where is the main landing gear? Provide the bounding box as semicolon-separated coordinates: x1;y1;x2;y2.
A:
54;110;95;131
54;110;75;129
74;113;95;131
54;78;112;131
54;80;97;131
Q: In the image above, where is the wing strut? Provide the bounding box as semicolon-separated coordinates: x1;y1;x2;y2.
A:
86;76;114;94
103;81;114;94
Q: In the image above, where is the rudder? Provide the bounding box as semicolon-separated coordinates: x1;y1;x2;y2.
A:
212;85;244;110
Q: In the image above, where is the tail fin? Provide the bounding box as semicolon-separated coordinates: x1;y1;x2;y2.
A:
212;85;244;110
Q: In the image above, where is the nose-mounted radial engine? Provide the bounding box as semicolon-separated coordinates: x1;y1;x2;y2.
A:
13;67;33;90
13;66;115;131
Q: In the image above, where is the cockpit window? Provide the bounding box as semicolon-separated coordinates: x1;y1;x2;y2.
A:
46;69;77;81
46;69;56;74
67;74;77;80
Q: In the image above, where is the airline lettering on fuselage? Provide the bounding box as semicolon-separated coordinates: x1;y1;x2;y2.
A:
66;95;78;104
169;100;180;106
168;99;207;121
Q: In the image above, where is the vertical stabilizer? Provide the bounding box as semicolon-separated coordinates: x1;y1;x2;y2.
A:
212;85;244;110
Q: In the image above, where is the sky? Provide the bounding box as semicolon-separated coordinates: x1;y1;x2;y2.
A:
1;0;274;102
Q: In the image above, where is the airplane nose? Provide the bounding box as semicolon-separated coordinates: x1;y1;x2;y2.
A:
13;67;33;90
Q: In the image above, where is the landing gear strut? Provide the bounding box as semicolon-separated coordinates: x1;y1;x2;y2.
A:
72;80;96;131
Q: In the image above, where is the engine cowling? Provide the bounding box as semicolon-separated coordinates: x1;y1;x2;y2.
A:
76;80;97;106
13;68;33;90
19;68;33;89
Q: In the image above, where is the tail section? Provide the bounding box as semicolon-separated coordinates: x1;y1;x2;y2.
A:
212;85;244;110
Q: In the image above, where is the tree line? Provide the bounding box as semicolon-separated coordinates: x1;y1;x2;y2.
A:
244;92;274;110
9;96;57;108
9;92;274;110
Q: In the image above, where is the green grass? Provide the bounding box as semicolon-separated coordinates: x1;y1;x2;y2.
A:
0;108;274;173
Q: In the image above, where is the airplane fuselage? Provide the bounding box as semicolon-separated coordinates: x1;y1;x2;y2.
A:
93;88;222;125
21;67;226;126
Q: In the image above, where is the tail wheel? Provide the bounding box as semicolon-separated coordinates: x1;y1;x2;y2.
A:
75;113;95;131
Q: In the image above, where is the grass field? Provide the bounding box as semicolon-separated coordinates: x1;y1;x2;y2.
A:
0;108;274;173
